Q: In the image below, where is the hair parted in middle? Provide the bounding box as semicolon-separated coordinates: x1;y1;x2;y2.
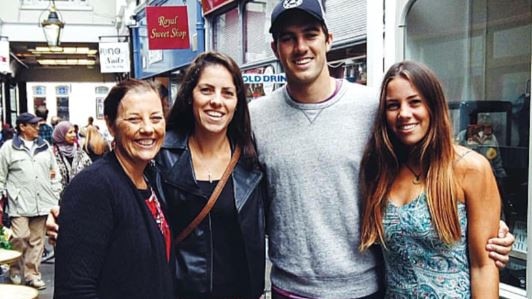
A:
359;60;460;251
166;51;257;166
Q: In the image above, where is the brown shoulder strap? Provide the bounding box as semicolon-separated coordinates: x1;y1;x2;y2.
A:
175;146;241;244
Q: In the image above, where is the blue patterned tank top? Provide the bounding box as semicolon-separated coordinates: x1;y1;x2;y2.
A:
382;192;469;298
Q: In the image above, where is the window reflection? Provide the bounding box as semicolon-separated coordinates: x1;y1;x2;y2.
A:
406;0;531;292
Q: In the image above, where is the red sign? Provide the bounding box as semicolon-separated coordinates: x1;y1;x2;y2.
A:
201;0;235;16
146;6;190;50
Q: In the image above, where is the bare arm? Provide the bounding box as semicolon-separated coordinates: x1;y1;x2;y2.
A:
461;152;500;299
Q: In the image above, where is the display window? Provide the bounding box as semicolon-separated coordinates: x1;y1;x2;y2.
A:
404;0;531;296
55;85;70;121
213;7;241;63
243;64;282;102
243;0;276;63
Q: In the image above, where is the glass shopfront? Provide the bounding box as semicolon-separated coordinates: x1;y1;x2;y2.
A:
404;0;531;296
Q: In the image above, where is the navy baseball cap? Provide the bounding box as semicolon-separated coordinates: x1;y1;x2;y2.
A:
16;112;42;125
269;0;328;34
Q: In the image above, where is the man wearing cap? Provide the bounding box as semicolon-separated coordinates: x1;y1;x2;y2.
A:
0;112;61;290
249;0;514;298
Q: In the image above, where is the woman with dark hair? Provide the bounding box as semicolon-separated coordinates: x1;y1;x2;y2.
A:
155;51;265;298
54;79;175;299
359;61;500;298
47;52;266;298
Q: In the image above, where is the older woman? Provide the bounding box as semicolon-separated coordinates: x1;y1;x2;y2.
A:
54;79;175;299
52;120;92;191
49;53;266;298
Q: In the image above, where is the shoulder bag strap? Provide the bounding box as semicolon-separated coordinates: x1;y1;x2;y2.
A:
175;146;241;244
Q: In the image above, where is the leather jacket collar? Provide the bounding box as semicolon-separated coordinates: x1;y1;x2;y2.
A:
159;130;262;211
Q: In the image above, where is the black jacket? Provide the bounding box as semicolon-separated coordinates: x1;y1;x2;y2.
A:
153;130;265;298
55;152;176;299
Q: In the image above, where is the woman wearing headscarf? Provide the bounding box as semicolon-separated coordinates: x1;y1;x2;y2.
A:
52;121;92;191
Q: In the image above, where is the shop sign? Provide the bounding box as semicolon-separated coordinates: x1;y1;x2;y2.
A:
202;0;236;16
99;42;130;73
146;6;190;50
0;40;10;74
243;73;286;84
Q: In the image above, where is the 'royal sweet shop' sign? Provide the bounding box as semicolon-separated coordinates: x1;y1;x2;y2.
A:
146;6;190;50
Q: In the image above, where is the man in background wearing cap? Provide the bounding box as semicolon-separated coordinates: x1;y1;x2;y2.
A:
249;0;514;298
0;112;61;290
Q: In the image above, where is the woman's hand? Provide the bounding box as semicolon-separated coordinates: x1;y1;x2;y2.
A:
46;206;60;246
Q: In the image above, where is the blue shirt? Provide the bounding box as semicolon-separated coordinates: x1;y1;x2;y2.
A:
383;193;470;298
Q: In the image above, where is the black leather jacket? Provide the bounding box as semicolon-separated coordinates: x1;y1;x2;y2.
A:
153;130;266;298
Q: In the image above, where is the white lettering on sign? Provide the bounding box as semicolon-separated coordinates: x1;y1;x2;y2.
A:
243;73;286;84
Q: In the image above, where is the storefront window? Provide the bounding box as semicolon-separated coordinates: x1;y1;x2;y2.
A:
33;85;46;112
213;7;241;63
56;85;70;121
244;0;276;63
243;64;283;102
405;0;531;294
95;86;109;120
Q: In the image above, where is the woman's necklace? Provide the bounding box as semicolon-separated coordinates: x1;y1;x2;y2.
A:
189;136;229;184
405;164;422;185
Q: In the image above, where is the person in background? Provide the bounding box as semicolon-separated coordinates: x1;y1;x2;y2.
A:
249;0;514;298
0;112;61;290
50;116;61;128
360;61;500;298
52;121;92;192
82;125;110;162
73;124;81;143
35;106;53;145
158;83;171;117
155;51;265;298
54;79;175;299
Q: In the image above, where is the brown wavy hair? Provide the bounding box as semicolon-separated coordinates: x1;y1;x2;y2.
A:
166;51;257;168
359;61;460;250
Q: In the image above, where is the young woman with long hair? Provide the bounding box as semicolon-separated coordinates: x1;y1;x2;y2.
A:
360;61;500;298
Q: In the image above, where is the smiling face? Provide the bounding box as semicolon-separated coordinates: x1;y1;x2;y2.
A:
271;11;332;88
108;89;165;169
192;64;237;138
385;77;431;148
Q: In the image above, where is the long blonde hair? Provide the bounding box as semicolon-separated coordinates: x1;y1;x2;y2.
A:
83;126;110;156
359;61;460;250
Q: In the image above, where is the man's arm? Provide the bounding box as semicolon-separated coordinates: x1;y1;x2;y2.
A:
487;220;515;268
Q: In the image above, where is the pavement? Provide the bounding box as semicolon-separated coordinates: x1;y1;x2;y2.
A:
5;239;271;299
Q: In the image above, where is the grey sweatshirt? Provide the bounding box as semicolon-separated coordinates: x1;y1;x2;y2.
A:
249;80;382;298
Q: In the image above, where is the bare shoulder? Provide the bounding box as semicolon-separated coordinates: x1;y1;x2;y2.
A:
453;144;492;177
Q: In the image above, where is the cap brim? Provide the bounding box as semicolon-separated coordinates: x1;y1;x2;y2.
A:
28;117;43;124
